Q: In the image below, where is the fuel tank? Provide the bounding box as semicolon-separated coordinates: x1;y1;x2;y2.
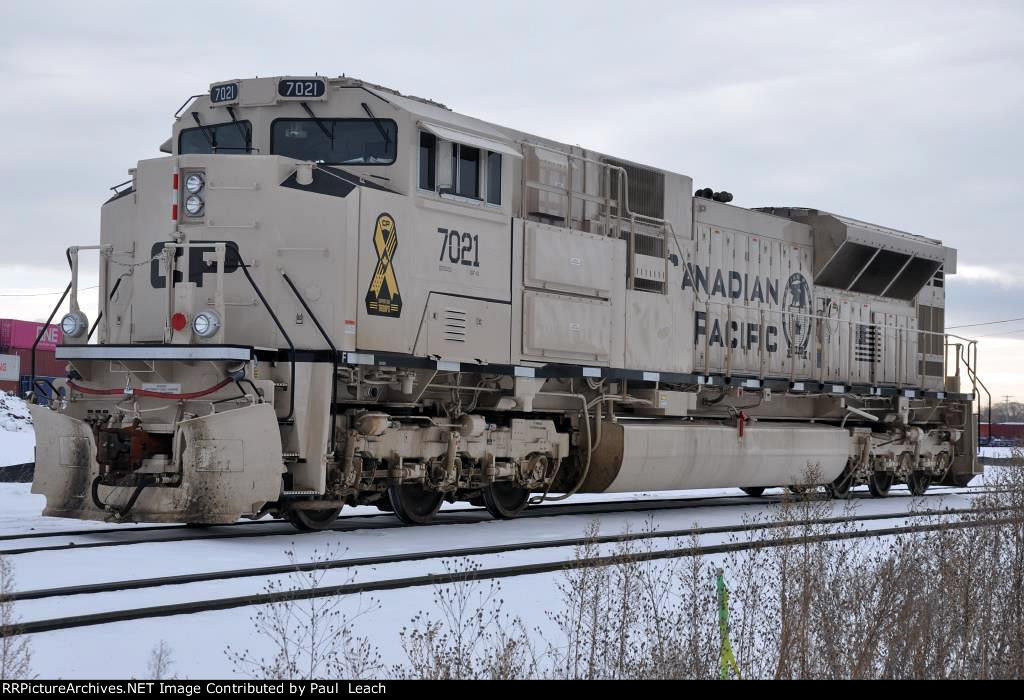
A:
579;420;849;492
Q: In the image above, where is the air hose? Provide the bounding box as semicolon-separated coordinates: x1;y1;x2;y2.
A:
67;377;233;400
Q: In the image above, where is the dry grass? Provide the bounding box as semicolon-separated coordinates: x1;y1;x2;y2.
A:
225;546;382;679
396;456;1024;679
0;557;32;680
391;560;539;679
212;456;1024;679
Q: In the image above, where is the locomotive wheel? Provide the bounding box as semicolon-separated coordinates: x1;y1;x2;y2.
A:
827;470;855;500
907;471;931;497
288;507;342;532
740;487;766;497
388;483;444;525
867;472;894;498
482;483;531;519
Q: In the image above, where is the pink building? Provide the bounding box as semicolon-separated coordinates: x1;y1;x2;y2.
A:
0;319;65;396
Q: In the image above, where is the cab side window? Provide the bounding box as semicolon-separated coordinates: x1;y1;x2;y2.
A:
419;132;436;191
453;144;480;199
486;152;502;205
419;130;502;206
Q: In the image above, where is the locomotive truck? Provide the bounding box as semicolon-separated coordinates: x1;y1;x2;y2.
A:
27;75;982;530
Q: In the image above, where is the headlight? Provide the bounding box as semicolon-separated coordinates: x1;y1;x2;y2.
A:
60;311;88;338
184;173;205;194
184;195;204;216
192;310;221;338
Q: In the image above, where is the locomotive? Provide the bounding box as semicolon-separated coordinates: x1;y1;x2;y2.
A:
27;75;982;530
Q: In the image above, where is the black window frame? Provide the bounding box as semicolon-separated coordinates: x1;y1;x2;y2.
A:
486;151;502;205
178;120;253;155
269;117;399;166
452;143;481;199
419;131;437;191
430;138;504;205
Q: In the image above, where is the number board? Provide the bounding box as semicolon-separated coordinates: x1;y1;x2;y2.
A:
277;78;327;99
209;83;239;104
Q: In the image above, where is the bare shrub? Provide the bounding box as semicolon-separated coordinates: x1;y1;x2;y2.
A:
393;559;537;679
388;459;1024;679
143;640;177;680
0;557;32;680
543;519;719;679
717;458;1024;679
225;547;381;679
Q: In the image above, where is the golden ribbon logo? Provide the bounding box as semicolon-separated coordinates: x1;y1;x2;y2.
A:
365;213;402;317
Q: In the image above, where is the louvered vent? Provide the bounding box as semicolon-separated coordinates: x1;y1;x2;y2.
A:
443;308;467;343
604;159;665;219
917;304;945;376
855;324;880;364
917;305;945;356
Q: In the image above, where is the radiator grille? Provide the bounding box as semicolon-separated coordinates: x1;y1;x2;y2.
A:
917;304;945;357
604;159;665;219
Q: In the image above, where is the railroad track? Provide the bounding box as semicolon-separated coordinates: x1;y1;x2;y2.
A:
3;504;1014;637
0;486;991;556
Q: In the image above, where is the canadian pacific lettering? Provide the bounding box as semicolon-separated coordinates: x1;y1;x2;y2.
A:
682;263;780;305
686;265;809;356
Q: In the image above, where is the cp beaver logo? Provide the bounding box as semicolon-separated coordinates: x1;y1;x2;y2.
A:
781;272;811;357
365;213;402;318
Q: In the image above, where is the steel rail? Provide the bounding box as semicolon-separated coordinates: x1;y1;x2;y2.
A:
3;513;1016;637
0;487;995;555
2;494;788;555
5;504;1001;604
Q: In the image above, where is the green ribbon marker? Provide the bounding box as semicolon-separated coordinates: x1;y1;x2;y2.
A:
716;568;742;680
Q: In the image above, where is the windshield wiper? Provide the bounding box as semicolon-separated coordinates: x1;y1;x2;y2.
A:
226;106;252;152
301;102;332;140
361;102;391;145
190;112;215;148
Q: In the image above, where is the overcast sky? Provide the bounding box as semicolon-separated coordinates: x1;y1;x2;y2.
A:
1;0;1022;399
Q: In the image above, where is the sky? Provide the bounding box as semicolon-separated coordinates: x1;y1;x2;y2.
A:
0;0;1021;399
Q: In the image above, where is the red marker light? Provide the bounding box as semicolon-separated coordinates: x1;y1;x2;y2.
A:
171;313;188;332
171;172;179;220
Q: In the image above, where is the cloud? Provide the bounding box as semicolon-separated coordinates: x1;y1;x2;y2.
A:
954;264;1024;287
1;0;1022;394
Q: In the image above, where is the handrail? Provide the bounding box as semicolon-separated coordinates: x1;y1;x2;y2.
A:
280;270;338;455
954;341;990;449
41;240;298;424
689;296;984;392
173;94;205;120
521;142;674;294
28;251;73;403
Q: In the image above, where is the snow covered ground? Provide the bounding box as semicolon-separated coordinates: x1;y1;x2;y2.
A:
0;396;1012;679
0;392;33;468
979;445;1021;460
0;479;991;679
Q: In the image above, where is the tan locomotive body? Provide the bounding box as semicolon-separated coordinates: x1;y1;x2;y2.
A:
28;75;981;528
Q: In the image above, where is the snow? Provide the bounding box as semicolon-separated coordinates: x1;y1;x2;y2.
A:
0;392;34;468
0;395;1012;678
0;479;991;679
979;445;1021;459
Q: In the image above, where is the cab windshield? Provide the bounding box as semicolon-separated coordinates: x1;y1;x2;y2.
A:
270;118;397;165
179;121;252;154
